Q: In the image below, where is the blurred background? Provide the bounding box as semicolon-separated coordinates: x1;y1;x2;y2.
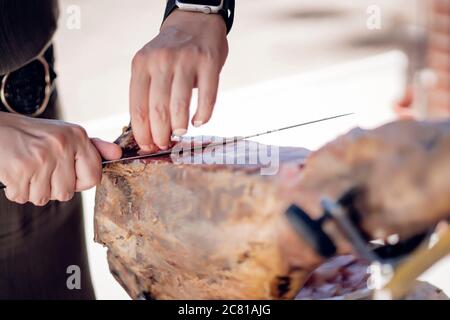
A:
53;0;449;299
55;0;424;123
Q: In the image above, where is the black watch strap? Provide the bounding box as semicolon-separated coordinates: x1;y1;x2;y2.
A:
163;0;235;34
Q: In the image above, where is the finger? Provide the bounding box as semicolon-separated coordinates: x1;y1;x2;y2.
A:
4;175;30;205
91;138;122;160
149;72;172;149
29;163;53;206
74;143;103;192
170;69;194;136
130;72;154;152
50;157;76;202
192;66;220;127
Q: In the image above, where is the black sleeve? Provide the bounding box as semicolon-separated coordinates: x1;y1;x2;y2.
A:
0;0;59;75
163;0;235;34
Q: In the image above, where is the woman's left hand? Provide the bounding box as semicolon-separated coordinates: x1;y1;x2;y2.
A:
129;9;229;152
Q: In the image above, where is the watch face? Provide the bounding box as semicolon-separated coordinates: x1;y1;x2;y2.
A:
177;0;222;6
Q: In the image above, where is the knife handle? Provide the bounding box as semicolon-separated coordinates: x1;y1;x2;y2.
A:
0;182;5;190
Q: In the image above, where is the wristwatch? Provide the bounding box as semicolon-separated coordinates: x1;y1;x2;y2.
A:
163;0;235;34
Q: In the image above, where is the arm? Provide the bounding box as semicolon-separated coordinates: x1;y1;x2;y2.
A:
129;2;233;151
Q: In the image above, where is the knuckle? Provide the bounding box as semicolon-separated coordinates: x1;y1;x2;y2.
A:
155;48;174;63
14;197;28;205
179;45;200;59
70;125;88;141
33;197;49;207
151;104;169;122
171;99;189;113
30;144;48;166
5;191;25;204
132;105;149;124
200;48;219;63
57;191;74;202
50;132;68;151
132;50;147;70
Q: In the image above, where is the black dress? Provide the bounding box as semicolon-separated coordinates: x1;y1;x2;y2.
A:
0;0;95;299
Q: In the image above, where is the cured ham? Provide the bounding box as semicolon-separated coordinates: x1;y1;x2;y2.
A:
94;120;450;299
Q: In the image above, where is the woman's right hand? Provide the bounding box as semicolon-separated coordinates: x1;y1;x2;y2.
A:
0;112;122;206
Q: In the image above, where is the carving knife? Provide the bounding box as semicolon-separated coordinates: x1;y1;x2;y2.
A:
0;113;353;190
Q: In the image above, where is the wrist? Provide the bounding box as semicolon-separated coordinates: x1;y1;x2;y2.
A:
0;110;16;122
162;0;234;34
161;9;227;36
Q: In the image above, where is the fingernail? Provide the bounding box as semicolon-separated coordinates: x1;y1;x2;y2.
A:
159;145;169;150
141;145;152;151
173;128;187;136
193;120;203;128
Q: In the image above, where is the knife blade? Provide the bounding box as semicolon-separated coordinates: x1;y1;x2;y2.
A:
0;112;353;190
103;113;354;165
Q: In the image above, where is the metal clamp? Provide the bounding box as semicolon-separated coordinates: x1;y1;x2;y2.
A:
286;188;429;262
285;204;337;258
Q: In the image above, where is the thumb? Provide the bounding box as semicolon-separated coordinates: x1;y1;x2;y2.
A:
90;138;122;161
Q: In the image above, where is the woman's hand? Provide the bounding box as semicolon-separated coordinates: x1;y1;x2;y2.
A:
0;112;122;206
129;9;228;152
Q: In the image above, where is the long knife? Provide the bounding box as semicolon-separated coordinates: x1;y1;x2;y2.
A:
0;113;353;190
